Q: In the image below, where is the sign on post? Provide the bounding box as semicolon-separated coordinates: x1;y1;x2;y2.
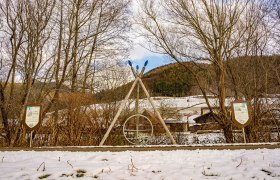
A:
24;105;42;131
231;101;251;127
231;101;251;143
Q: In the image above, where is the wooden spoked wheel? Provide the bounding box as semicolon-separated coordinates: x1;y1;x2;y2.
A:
123;114;153;145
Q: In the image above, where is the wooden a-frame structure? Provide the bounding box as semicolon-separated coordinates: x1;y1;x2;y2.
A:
99;60;177;146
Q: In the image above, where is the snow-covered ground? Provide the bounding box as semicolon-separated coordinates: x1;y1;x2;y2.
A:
10;95;276;179
1;149;280;179
92;95;279;112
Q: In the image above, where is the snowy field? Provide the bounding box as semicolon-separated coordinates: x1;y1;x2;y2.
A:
1;149;280;179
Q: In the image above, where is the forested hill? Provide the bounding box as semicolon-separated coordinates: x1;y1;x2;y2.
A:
95;56;280;103
95;62;195;102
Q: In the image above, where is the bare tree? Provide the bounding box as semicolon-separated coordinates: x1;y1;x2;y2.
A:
41;0;131;145
0;0;55;146
0;0;132;146
136;0;268;142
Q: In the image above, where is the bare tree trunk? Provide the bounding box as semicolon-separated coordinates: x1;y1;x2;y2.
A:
222;123;234;143
0;83;10;145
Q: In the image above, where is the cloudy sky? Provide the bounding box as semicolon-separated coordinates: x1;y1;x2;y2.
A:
129;45;171;72
127;0;172;72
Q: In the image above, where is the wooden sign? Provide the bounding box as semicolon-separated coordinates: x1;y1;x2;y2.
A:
231;101;251;127
24;104;42;131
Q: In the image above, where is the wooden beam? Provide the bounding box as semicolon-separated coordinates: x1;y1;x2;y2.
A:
138;78;177;145
99;78;139;146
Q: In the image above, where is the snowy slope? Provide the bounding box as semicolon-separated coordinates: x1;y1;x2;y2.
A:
90;95;279;113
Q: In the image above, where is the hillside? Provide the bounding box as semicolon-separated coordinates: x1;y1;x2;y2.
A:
95;55;280;103
95;62;196;103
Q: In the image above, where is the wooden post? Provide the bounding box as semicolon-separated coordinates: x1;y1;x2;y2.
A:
136;82;140;139
99;79;139;146
138;78;177;145
242;128;246;143
30;131;33;148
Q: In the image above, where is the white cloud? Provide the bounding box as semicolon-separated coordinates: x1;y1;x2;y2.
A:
128;0;163;62
129;43;160;61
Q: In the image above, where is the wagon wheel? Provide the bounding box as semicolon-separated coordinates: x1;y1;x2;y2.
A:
123;114;153;145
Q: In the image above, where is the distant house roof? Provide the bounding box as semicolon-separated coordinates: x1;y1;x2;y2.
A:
186;114;200;124
193;112;217;124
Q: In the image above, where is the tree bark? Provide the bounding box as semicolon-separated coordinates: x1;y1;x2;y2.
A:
0;83;11;145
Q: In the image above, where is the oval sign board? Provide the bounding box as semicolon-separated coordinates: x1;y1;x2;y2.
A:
231;101;251;127
24;104;42;131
